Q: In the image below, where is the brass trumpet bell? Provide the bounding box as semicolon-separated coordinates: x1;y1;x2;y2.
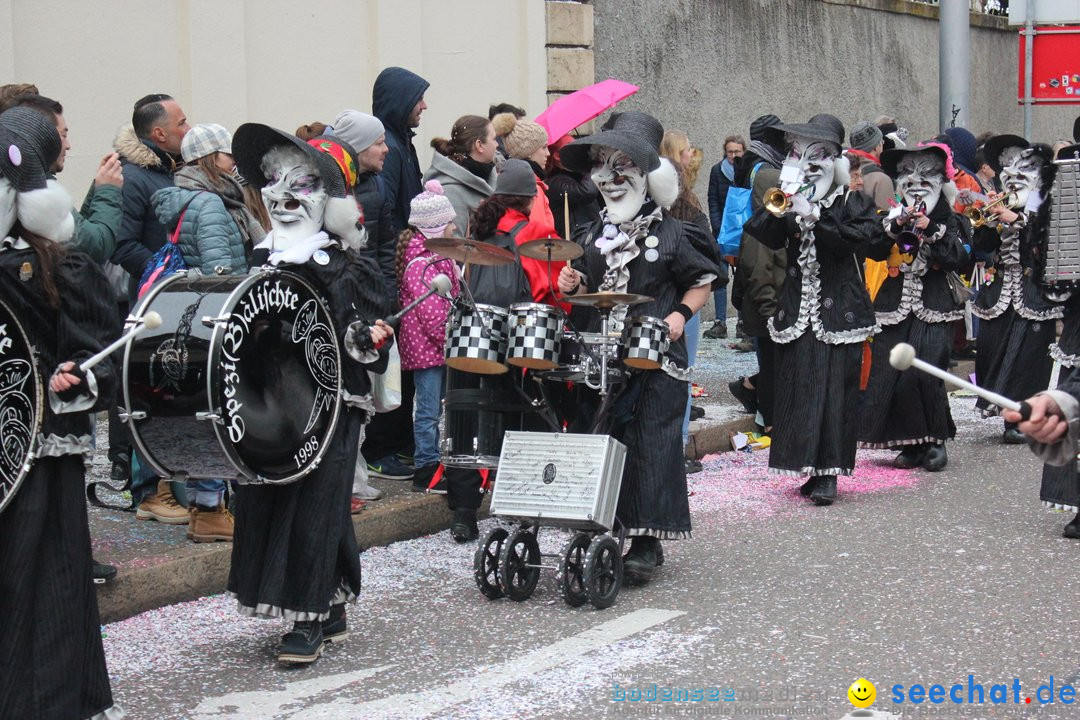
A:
964;193;1018;228
763;187;791;217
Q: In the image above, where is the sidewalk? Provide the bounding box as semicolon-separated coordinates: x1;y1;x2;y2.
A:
87;329;974;622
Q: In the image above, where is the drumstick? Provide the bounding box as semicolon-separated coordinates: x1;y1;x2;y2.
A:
79;311;163;373
888;342;1031;419
372;274;453;349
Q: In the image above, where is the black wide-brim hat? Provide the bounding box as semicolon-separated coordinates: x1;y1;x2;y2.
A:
0;107;61;191
983;134;1029;175
233;123;354;198
880;144;950;180
773;113;845;149
559;111;664;175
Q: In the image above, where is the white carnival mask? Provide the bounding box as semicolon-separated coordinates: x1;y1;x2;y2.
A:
998;147;1044;210
895;151;945;215
0;177;14;238
779;136;838;202
260;146;328;248
590;146;648;224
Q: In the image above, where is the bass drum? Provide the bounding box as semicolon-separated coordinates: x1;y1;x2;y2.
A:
0;297;42;515
123;269;341;484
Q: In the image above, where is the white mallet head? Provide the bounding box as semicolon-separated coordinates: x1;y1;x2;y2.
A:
431;273;453;299
142;311;163;330
889;342;916;371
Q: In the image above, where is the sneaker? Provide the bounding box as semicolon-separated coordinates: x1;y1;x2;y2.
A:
684;458;703;475
91;558;117;584
689;405;705;420
187;504;234;542
394;452;415;469
367;455;414;480
135;480;189;525
728;378;758;415
321;604;348;644
278;621;324;664
350;497;366;514
733;339;754;353
702;322;728;340
352;480;383;501
109;458;131;487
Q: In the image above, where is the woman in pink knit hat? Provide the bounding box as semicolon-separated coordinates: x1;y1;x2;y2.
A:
394;180;460;490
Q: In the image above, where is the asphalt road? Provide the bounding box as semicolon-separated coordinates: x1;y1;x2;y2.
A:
100;397;1080;720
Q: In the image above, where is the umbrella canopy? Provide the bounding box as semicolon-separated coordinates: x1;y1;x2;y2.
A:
535;78;639;143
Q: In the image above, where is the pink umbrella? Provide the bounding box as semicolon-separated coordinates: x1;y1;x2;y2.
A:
535;78;640;143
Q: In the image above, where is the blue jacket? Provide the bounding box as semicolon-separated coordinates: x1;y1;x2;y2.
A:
151;186;248;276
372;67;429;233
109;125;175;278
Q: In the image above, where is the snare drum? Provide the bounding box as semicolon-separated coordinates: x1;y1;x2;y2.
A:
0;297;42;515
622;316;670;370
123;270;341;483
507;302;563;370
445;304;509;374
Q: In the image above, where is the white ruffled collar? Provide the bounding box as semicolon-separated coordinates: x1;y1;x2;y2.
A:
255;231;333;266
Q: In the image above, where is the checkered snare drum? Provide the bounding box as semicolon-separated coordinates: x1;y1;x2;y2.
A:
445;304;509;375
622;315;669;370
507;303;564;370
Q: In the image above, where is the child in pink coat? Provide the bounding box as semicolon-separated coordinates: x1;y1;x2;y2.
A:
395;180;460;488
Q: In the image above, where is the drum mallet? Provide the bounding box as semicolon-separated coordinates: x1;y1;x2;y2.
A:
78;311;163;373
370;274;453;349
888;342;1031;420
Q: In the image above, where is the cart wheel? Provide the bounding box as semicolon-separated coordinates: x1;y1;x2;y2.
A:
474;527;509;600
556;532;592;607
583;535;622;609
498;528;541;601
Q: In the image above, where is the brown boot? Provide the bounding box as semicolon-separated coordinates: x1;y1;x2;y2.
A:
187;505;235;542
135;480;189;525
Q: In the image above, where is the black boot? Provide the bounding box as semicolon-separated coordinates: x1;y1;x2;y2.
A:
1064;512;1080;539
278;620;324;664
91;558;117;584
810;476;837;506
922;443;948;472
798;477;819;497
450;508;479;543
623;536;659;585
895;444;927;469
320;603;348;644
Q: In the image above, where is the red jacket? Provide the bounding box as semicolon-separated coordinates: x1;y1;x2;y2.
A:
497;203;569;312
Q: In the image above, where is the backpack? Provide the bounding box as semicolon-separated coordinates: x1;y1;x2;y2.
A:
466;219;532;307
716;162;764;258
137;198;195;299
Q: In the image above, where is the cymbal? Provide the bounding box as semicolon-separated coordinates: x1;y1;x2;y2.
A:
518;237;584;262
423;236;516;266
564;291;653;309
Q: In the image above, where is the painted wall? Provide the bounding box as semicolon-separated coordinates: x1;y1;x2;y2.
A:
594;0;1078;195
0;0;548;196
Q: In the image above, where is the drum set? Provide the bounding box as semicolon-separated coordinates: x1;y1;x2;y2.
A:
422;233;670;609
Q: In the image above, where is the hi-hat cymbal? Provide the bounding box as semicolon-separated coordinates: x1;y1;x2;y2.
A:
423;237;516;266
564;291;653;309
518;237;584;261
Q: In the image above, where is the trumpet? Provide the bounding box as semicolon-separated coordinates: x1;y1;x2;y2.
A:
894;201;926;255
763;187;791;217
964;192;1018;228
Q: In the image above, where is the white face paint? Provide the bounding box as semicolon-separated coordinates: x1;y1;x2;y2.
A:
0;177;14;237
895;151;945;215
260;146;328;247
590;146;648;224
779;136;838;202
998;147;1043;210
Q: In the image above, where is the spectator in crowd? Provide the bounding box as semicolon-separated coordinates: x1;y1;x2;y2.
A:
704;134;745;340
295;121;328;141
489;102;526;169
546;133;600;241
973;147;1000;194
847;121;894;210
424;114;499;237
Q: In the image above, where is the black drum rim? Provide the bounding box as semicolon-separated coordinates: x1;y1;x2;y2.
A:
498;528;541;602
0;295;42;516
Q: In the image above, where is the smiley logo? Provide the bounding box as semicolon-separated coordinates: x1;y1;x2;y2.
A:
848;678;876;708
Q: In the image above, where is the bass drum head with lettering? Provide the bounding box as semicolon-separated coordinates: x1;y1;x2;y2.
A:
211;270;342;484
0;297;42;515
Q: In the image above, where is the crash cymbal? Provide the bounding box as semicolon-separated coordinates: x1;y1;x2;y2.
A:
423;236;516;266
564;291;653;309
518;237;584;261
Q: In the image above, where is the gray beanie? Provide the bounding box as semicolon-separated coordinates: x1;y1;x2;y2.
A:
849;121;883;153
495;158;537;197
331;110;384;152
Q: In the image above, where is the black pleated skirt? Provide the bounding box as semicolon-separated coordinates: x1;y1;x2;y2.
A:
974;308;1055;416
1041;365;1079;511
228;409;365;620
610;371;691;539
0;456;114;719
858;317;956;448
770;333;862;477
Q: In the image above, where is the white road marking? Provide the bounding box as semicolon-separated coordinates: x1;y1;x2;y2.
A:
287;607;685;719
189;664;395;719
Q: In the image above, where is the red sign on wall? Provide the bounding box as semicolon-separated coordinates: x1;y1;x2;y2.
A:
1018;26;1080;104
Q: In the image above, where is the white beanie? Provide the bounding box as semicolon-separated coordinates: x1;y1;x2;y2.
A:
331;110;384;153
